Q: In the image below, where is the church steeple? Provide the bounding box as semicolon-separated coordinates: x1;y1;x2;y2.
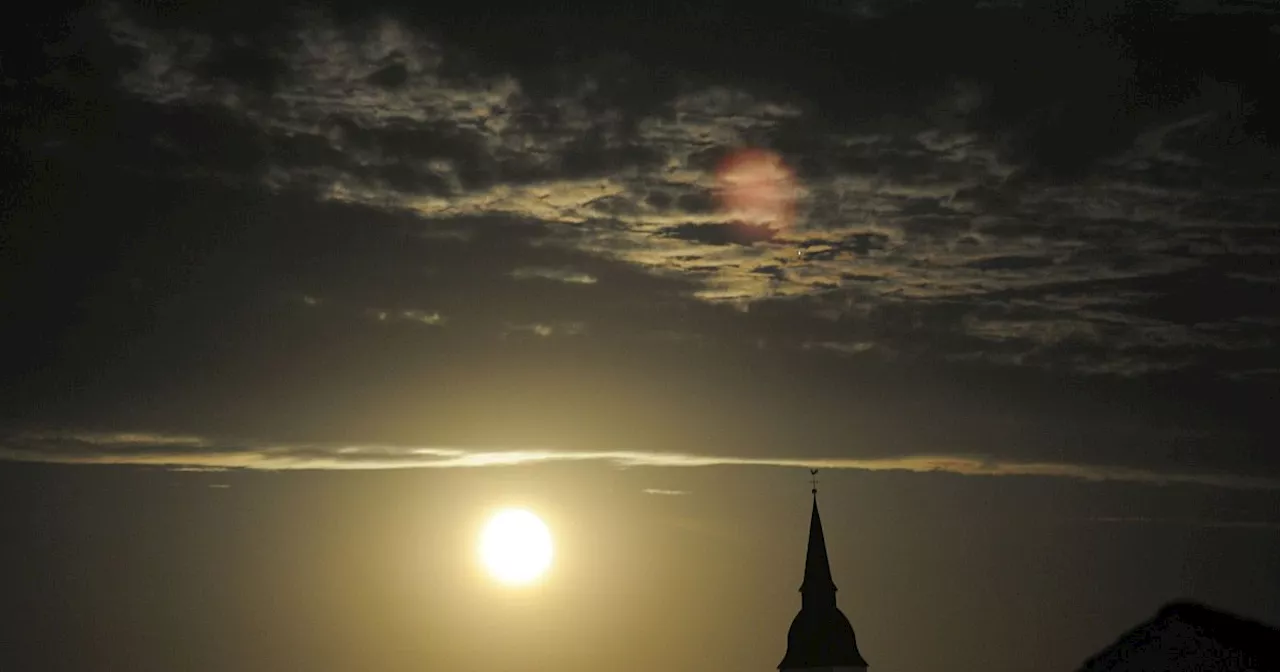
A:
778;471;869;671
800;492;838;608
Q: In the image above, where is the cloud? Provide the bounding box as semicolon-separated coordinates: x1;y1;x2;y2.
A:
510;267;598;284
803;341;879;357
503;321;586;338
370;308;447;326
5;0;1274;503
3;430;1279;491
67;1;1276;385
642;489;690;496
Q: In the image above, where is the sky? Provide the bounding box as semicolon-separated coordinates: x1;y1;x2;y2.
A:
3;1;1280;671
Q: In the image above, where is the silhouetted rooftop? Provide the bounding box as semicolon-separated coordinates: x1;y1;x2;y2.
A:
1078;600;1280;672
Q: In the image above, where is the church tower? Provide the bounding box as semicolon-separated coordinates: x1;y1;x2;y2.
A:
778;472;869;672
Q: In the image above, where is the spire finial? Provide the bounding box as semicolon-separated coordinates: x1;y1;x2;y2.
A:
809;468;819;495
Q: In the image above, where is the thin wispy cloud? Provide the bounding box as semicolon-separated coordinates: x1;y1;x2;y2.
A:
503;321;587;338
369;308;446;325
510;267;598;285
3;431;1278;491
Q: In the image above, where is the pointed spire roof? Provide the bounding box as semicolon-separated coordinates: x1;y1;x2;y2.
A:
800;494;838;604
778;476;868;670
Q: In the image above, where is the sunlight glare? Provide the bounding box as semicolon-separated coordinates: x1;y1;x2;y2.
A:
479;508;554;585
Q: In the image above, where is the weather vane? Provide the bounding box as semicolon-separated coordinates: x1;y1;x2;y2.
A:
809;468;819;494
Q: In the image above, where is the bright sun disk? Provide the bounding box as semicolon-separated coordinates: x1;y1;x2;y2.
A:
479;508;553;585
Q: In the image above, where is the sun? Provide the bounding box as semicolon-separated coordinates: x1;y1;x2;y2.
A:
478;508;554;585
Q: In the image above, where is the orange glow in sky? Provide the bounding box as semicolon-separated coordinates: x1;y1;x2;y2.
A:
715;148;798;233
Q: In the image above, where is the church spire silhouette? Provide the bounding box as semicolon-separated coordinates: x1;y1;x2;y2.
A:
778;470;869;671
800;485;838;608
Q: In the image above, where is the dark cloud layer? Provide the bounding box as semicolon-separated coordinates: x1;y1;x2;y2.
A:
3;0;1278;485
